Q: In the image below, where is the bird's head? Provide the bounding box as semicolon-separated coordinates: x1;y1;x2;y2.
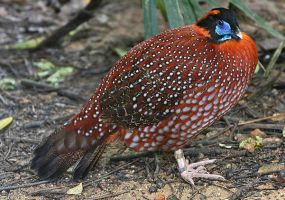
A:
196;8;242;43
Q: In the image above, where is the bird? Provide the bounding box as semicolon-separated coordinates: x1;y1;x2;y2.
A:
31;7;258;185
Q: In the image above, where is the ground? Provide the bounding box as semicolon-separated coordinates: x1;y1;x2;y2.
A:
0;0;285;199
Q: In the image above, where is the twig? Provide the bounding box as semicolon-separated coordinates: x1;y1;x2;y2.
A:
20;79;84;102
0;61;20;79
35;0;103;50
110;152;156;162
238;123;284;131
238;103;262;118
83;159;138;187
0;136;41;144
22;114;73;130
0;180;50;191
238;113;285;125
229;180;259;200
4;143;13;160
89;190;130;200
31;187;66;196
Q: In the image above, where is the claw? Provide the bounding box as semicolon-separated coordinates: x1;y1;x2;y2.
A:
174;149;225;185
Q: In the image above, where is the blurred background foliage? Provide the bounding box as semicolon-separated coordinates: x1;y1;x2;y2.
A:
143;0;285;40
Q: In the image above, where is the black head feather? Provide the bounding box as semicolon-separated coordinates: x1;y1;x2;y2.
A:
197;8;241;43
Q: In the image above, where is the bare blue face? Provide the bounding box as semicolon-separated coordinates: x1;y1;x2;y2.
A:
215;20;240;42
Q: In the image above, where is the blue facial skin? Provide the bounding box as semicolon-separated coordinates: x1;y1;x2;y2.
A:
215;20;233;42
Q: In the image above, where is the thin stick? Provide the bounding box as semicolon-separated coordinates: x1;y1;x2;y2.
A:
238;113;285;126
35;0;102;50
0;136;41;144
0;180;50;191
20;79;84;102
89;190;130;200
83;159;138;187
238;123;284;131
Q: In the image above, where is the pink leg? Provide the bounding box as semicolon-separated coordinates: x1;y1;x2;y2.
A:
174;149;225;185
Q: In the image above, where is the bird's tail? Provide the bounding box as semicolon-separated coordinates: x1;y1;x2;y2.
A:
31;89;117;180
31;123;113;180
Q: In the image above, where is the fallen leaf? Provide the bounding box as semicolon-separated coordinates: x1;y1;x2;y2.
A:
239;136;263;152
250;129;266;138
0;78;16;91
154;193;165;200
258;163;285;175
0;117;13;131
5;36;45;50
47;67;74;85
67;183;83;195
33;59;74;86
271;113;285;121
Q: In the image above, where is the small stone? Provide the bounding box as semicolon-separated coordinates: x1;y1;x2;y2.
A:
167;194;179;200
148;185;158;193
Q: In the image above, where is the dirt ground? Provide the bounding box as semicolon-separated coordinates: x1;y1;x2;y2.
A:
0;0;285;199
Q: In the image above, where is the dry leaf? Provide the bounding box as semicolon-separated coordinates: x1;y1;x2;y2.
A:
271;113;285;121
258;163;285;175
250;129;266;138
67;183;83;195
154;193;166;200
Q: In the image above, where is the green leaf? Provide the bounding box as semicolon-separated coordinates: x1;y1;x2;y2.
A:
114;48;128;57
4;36;45;50
47;67;74;86
230;0;285;40
207;0;221;8
0;78;16;91
254;62;260;74
143;0;158;38
180;0;196;24
0;117;13;131
156;0;167;21
239;136;263;152
164;0;184;28
265;40;284;77
33;59;74;86
33;60;56;71
188;0;205;19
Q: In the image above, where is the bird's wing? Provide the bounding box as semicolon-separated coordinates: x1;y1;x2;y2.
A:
100;25;214;128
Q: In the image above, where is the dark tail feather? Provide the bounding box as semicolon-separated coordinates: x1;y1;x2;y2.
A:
31;127;106;180
73;141;107;180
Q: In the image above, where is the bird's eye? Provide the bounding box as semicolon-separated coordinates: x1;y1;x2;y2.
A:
218;20;224;27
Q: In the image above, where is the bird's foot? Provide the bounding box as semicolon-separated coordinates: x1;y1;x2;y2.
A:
174;149;225;185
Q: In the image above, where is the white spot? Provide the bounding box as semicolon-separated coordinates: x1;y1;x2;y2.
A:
133;135;139;142
124;131;132;140
182;107;191;112
205;103;212;111
180;115;188;120
129;142;138;148
191;115;198;121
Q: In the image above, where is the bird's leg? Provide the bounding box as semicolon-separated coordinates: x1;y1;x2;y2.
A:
153;153;160;180
144;153;161;182
174;149;225;185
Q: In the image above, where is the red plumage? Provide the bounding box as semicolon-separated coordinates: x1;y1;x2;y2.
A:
31;8;258;180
